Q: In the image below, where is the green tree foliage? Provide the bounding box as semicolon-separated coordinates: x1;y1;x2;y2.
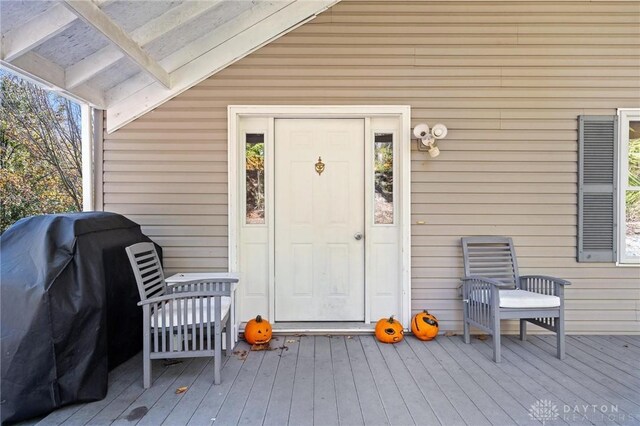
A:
375;143;393;202
245;142;264;222
0;72;82;233
627;126;640;222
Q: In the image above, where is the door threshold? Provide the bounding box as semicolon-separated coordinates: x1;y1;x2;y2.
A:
241;321;375;335
273;322;375;335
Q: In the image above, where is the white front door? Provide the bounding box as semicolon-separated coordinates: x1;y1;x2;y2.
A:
275;119;365;321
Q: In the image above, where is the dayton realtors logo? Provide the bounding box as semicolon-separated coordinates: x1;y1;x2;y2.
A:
529;399;633;424
529;400;559;425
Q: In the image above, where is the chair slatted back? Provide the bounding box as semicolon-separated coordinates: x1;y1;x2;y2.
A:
461;237;520;288
126;242;167;301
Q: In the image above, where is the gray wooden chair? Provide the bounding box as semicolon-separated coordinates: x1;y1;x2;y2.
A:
126;242;237;388
461;237;570;362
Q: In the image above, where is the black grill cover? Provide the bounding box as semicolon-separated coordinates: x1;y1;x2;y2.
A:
0;212;160;423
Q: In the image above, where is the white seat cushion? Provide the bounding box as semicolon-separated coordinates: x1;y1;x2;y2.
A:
151;296;231;328
499;289;560;308
469;289;560;308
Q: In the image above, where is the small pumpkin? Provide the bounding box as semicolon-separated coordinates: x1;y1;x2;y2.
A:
411;310;439;341
375;315;404;344
244;315;272;345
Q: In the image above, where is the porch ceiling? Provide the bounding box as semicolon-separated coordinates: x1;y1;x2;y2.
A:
0;0;339;133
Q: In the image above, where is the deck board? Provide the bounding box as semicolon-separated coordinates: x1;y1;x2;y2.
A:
563;336;640;384
577;336;640;372
210;345;265;425
505;337;640;419
160;357;215;425
30;335;640;426
330;336;365;426
288;335;314;426
375;337;440;425
414;337;512;426
262;336;300;426
441;337;538;426
394;339;465;425
112;358;194;425
136;357;209;425
344;336;389;425
404;337;490;426
530;336;640;404
359;336;414;426
312;336;339;426
474;338;587;424
185;341;247;426
237;339;282;425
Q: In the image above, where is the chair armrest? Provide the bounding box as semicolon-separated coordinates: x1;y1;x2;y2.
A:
462;276;512;288
520;275;570;297
520;275;570;286
138;291;230;306
461;277;504;316
168;279;237;294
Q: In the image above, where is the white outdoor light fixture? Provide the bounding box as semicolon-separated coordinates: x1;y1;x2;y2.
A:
413;123;448;158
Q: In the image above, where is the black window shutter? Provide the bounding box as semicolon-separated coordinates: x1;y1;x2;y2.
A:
578;115;618;262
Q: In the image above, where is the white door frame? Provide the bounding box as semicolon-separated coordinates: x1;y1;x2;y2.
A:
228;105;412;327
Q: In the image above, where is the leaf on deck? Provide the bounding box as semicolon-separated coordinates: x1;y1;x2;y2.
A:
233;350;248;360
251;343;271;351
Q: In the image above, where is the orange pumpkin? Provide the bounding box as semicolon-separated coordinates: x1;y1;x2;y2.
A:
244;315;272;344
411;310;439;341
375;315;404;344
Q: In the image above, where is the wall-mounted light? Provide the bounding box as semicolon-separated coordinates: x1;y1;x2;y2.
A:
413;123;448;158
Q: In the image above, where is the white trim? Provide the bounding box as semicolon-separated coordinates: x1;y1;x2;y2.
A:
1;52;105;108
1;3;77;62
228;105;412;328
81;105;94;212
93;109;104;211
363;117;373;324
66;1;223;89
106;0;340;133
267;118;276;322
616;108;640;265
400;109;412;323
62;0;171;89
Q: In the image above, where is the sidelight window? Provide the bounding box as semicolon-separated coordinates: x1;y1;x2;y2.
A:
245;133;265;224
374;133;394;224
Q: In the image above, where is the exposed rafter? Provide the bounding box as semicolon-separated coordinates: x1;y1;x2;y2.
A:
106;0;285;106
62;0;172;89
2;0;343;133
107;0;339;132
1;52;105;108
65;0;223;89
1;3;77;62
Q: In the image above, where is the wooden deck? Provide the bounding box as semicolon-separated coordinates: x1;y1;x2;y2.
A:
35;335;640;425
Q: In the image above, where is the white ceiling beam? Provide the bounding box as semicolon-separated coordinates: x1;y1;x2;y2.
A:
65;0;223;89
1;52;105;108
66;45;123;89
134;0;225;47
62;0;171;89
2;3;78;62
162;1;288;74
106;0;340;133
105;0;286;106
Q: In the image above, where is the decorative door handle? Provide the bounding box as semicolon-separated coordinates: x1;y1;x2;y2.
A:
354;233;363;241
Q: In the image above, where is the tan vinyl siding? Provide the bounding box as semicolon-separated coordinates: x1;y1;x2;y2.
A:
103;0;640;333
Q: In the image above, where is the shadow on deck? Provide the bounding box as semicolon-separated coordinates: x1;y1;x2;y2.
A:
33;335;640;425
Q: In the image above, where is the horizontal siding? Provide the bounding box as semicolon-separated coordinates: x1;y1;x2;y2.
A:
103;0;640;334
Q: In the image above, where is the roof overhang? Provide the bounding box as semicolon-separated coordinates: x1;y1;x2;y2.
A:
0;0;339;133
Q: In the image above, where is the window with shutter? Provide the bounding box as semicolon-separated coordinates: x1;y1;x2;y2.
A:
618;109;640;264
578;115;617;262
